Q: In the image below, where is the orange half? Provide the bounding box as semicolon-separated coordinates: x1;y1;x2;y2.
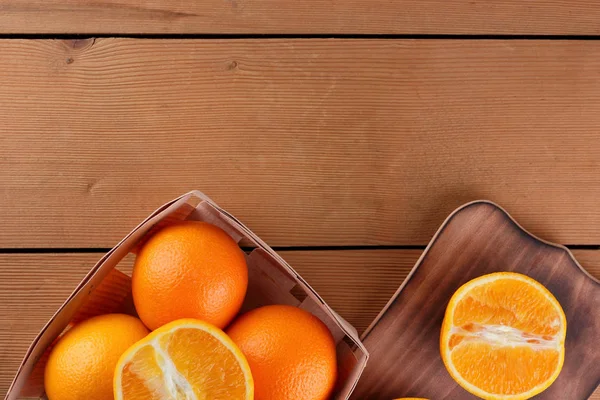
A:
114;319;253;400
440;272;566;400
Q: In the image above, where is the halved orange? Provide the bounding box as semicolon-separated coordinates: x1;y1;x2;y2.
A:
440;272;566;400
114;319;253;400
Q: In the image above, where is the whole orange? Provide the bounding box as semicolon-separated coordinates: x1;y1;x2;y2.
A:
44;314;149;400
227;305;337;400
132;221;248;330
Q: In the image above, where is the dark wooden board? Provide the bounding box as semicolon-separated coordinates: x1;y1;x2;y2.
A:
352;201;600;399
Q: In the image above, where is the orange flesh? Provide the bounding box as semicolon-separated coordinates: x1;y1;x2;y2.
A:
118;326;250;399
452;279;561;338
450;342;559;395
442;274;565;398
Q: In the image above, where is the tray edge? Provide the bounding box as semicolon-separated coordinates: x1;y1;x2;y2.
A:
360;199;600;341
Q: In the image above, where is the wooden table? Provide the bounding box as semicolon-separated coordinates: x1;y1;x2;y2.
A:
1;2;599;398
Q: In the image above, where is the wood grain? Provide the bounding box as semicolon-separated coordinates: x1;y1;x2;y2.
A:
0;1;599;34
0;250;412;397
2;39;600;248
353;203;600;399
0;250;599;398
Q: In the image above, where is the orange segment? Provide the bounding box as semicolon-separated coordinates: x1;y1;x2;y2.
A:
114;319;253;400
452;278;561;337
440;272;566;400
450;342;559;394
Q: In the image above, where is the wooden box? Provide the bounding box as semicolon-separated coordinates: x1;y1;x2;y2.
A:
6;191;368;400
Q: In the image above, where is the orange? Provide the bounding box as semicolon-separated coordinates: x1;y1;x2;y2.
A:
440;272;566;400
132;221;248;330
227;305;337;400
44;314;149;400
114;318;253;400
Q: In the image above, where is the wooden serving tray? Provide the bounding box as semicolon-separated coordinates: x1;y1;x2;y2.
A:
352;201;600;399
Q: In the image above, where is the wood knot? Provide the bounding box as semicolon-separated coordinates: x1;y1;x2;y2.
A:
227;60;238;70
64;38;96;51
86;179;99;194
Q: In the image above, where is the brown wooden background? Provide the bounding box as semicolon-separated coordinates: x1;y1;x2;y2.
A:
1;2;599;399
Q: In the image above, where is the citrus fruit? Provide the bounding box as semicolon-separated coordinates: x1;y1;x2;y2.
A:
440;272;566;400
227;305;337;400
114;318;253;400
44;314;149;400
132;221;248;330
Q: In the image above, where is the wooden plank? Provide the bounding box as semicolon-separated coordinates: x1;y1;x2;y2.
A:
0;1;599;35
3;39;600;248
0;250;598;398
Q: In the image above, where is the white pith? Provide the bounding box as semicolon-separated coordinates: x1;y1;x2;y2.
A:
449;323;561;351
150;337;198;399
